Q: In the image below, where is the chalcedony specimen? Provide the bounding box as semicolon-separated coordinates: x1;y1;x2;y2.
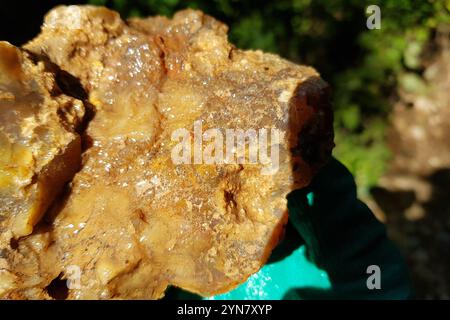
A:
0;5;333;299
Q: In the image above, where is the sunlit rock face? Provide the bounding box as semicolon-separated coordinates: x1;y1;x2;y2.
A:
0;40;85;242
1;5;333;299
0;41;85;298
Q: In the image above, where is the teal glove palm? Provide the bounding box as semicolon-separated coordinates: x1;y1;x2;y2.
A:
167;158;412;300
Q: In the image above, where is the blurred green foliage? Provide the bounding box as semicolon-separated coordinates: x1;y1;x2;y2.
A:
91;0;449;194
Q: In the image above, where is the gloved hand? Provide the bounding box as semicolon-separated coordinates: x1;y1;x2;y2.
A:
283;157;412;299
166;158;412;300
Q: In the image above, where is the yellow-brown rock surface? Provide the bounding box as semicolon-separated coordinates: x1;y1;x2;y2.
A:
0;41;86;297
0;5;333;299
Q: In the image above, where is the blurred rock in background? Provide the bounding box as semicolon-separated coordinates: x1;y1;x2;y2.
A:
371;25;450;299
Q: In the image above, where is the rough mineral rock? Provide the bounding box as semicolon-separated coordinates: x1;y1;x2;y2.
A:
0;41;85;240
0;41;86;297
1;5;333;299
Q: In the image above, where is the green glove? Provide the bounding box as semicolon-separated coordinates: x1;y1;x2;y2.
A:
283;157;412;299
166;158;412;300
